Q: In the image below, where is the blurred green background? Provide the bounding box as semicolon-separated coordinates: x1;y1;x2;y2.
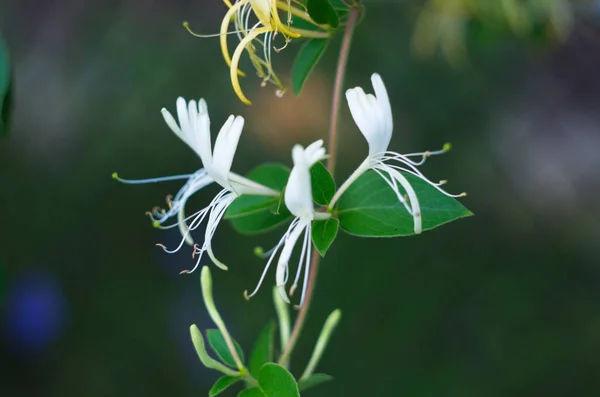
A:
2;1;600;396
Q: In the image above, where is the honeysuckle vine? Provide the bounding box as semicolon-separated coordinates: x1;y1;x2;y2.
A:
115;1;472;395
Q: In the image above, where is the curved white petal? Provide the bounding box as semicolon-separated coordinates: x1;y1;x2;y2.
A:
211;115;244;190
284;145;314;219
345;73;394;158
195;99;213;167
384;166;422;234
303;139;327;166
371;73;393;139
161;97;214;167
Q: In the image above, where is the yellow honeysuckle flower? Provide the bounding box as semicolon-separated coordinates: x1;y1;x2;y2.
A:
219;0;330;105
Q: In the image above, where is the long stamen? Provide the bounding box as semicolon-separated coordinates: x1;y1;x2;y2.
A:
157;189;229;254
183;22;253;38
157;206;211;254
298;222;312;306
373;167;413;215
112;172;193;184
275;220;306;303
382;166;423;234
182;192;235;273
289;222;310;296
379;161;466;198
243;220;300;300
203;193;237;270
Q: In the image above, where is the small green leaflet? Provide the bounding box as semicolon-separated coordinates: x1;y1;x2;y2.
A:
238;388;266;397
225;164;292;235
0;37;12;137
206;329;245;367
310;162;335;206
292;39;328;96
298;373;333;392
337;170;472;237
258;363;300;397
237;363;300;397
210;375;243;396
249;322;276;379
311;218;339;256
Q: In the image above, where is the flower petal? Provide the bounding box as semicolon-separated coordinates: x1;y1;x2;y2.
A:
211;115;245;190
284;144;314;219
345;74;394;157
195;99;213;168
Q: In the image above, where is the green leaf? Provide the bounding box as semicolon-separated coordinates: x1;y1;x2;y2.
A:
238;388;266;397
298;374;333;392
206;329;245;367
306;0;339;28
311;218;339;256
0;37;12;137
337;170;472;237
210;375;243;396
258;363;300;397
310;162;335;206
328;0;350;9
292;39;328;96
249;321;276;379
225;164;292;235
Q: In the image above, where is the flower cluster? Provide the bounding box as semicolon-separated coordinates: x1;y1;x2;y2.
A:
116;73;464;306
188;0;330;105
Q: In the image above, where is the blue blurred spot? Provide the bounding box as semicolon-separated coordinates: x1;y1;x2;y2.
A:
3;270;67;355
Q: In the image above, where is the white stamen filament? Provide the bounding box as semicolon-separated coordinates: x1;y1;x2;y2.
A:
112;173;194;184
244;218;301;300
157;189;230;255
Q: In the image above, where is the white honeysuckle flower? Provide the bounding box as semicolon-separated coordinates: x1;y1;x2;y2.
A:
244;140;330;306
115;97;278;272
329;73;465;234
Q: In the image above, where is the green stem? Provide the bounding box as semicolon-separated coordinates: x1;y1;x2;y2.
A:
200;267;245;370
277;5;360;366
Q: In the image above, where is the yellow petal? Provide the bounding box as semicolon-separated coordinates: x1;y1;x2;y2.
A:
220;0;247;77
230;27;271;105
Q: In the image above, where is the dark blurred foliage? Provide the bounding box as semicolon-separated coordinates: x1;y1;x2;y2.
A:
1;1;600;396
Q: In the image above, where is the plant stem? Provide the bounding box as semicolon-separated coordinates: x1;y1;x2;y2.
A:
277;5;360;366
278;248;321;365
327;5;359;174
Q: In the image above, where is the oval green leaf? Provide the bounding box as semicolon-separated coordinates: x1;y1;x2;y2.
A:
206;329;245;367
306;0;339;28
249;321;276;379
258;363;300;397
0;37;12;137
311;218;339;256
239;387;266;397
310;162;335;206
210;375;243;397
298;373;333;392
225;164;292;235
292;39;328;96
337;170;472;237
